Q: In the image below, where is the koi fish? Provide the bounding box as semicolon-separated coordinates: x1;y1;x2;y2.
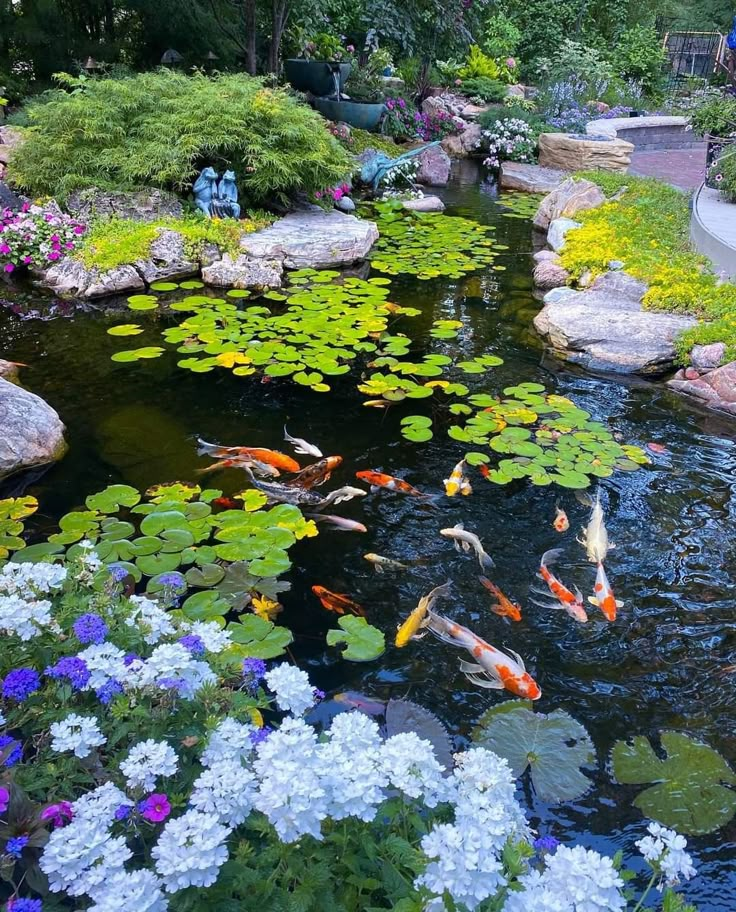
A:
533;548;587;623
553;504;569;533
478;464;491;480
284;456;342;489
211;496;241;509
356;471;425;497
425;610;541;699
440;523;494;572
364;553;408;573
444;460;472;497
314;486;367;509
312;585;366;617
243;468;325;506
284;426;323;459
578;489;613;563
332;691;386;715
197;457;281;478
363;400;390;409
588;562;622;622
395;581;452;647
478;577;522;622
306;514;367;533
197;438;300;473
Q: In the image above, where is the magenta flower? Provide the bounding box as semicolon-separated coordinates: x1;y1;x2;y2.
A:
40;801;73;828
50;234;59;244
22;256;32;265
140;793;171;823
346;44;355;52
506;57;516;68
20;203;30;213
3;263;14;273
47;251;60;261
73;225;85;235
0;787;9;814
0;243;10;254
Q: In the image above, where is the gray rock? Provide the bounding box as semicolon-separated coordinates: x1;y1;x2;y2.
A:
135;229;198;283
202;254;283;289
668;361;736;415
506;85;526;98
533;259;570;290
533;249;560;263
690;342;726;371
416;145;452;187
335;197;356;213
0;179;23;211
533;271;697;376
241;209;378;269
0;378;67;480
65;188;183;223
441;122;482;157
500;162;568;193
543;286;579;304
608;259;625;270
547;217;581;253
403;195;445;212
533;178;606;231
36;258;145;299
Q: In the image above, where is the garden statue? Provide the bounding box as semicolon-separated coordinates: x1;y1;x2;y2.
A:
359;141;440;192
213;170;240;219
193;166;218;216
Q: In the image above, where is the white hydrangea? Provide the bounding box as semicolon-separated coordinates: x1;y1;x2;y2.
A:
253;716;328;842
379;732;449;807
152;809;230;892
264;663;317;716
128;643;217;698
317;713;387;822
77;642;129;691
636;822;696;886
190;758;257;826
505;845;626;912
120;739;179;792
87;869;169;912
201;717;255;767
50;713;106;758
126;594;175;644
74;782;133;825
0;593;53;640
41;818;131;896
182;620;232;653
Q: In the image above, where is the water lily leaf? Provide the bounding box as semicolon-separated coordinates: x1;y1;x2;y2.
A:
9;542;63;563
135;551;182;576
185;563;226;587
180;280;204;289
327;616;385;662
402;426;433;442
473;706;596;803
150;281;179;291
611;732;736;835
464;452;490;465
111;347;165;362
249;549;291;577
146;482;201;503
181;589;231;621
107;324;144;336
140;510;189;535
225;616;293;659
86;485;141;513
400;415;432;428
127;294;159;310
159;528;195;552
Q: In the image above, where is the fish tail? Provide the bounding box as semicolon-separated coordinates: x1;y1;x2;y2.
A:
479;550;495;572
540;547;564;568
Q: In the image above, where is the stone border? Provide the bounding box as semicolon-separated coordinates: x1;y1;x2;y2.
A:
585;116;703;152
690;182;736;280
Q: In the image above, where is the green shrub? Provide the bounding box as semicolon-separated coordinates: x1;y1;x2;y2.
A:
481;13;522;58
687;93;736;138
456;76;507;103
612;25;667;96
8;70;353;207
459;45;501;79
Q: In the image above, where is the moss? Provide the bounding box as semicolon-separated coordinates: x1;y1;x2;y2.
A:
349;129;403;158
77;213;273;272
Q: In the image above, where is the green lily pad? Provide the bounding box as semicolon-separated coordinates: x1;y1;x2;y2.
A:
150;281;179;291
326;616;386;662
181;589;231;621
107;324;144;336
185;563;226;587
111;347;165;362
135;551;182;576
127;294;159;310
86;485;141;513
225;616;293;660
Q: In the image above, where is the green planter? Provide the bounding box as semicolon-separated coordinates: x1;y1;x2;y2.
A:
313;97;387;132
284;59;351;97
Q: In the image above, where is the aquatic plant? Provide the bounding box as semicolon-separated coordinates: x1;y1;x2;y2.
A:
0;496;38;558
497;191;544;220
326;615;386;661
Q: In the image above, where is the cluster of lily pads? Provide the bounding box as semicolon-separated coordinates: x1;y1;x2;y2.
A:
0;495;39;559
369;201;506;280
497;191;544;220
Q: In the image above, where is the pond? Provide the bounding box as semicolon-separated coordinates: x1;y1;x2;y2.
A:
1;160;735;909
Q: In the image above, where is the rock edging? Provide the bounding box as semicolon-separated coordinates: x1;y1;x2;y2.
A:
0;378;67;480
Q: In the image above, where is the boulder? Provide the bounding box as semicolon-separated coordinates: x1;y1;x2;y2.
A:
533;249;560;264
0;378;67;480
547;217;581;253
668;362;736;415
240;209;378;269
36;258;145;299
533;178;606;231
506;85;526;98
335;197;356;213
0;126;24;174
441;122;483;158
135;229;198;284
500;162;568;194
0;179;23;211
533;257;570;290
403;195;445;212
538;132;633;173
65;188;184;223
460;103;493;120
416;145;452;186
533;271;697;376
201;253;283;289
690;342;726;372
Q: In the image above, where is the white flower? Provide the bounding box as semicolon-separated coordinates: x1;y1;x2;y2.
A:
74;782;133;825
636;822;696;886
190;757;257;826
77;642;129;691
50;713;106;758
0;560;67;597
126;595;175;644
87;869;169;912
201;717;255;767
129;643;217;698
317;712;387;821
41;818;131;897
152;809;230;892
265;663;317;716
120;739;179;792
0;593;53;640
182;620;232;654
379;732;449;807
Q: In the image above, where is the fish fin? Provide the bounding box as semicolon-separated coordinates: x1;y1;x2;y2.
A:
575;490;593;507
574;585;584;602
460;541;472;553
609;541;616;550
427;626;464;647
588;596;599;606
455;522;465;531
508;649;526;671
459;660;484;673
370;485;380;493
464;672;505;690
615;599;624;607
479;551;495;572
540;548;564;567
529;597;564;611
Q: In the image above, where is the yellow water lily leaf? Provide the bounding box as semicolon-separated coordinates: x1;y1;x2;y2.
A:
216;352;252;368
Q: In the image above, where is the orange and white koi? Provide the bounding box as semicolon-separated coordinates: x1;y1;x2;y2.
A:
197;457;281;478
283;426;323;459
197;438;301;473
478;577;522;622
444;459;472;497
588;561;622;622
425;610;541;699
394;581;452;648
440;523;494;572
356;471;425;496
312;585;366;617
534;548;588;623
284;456;342;489
553;504;569;533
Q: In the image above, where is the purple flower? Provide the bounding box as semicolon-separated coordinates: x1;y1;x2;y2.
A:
0;736;22;767
95;679;123;704
114;804;132;821
109;565;129;582
40;801;73;828
242;658;266;688
313;688;325;701
157;572;185;589
139;793;171;823
46;251;60;261
178;635;205;656
533;836;560;854
157;677;183;692
0;243;10;254
7;900;42;912
73;613;108;645
22;256;32;265
2;668;40;702
73;225;85;235
249;726;273;747
123;653;141;667
0;787;9;814
5;836;28;858
46;657;91;691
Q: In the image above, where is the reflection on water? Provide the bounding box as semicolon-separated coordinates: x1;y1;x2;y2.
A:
1;160;735;908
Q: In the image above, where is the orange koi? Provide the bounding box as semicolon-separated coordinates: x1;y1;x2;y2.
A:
197;438;301;473
588;561;622;622
479;577;522;622
356;471;424;496
478;464;491;480
534;548;588;623
553;504;569;533
312;585;366;617
285;456;342;489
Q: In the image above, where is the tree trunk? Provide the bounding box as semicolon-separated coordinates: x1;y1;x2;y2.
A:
245;0;257;75
268;0;288;74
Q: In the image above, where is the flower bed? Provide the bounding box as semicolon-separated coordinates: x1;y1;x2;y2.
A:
0;204;85;274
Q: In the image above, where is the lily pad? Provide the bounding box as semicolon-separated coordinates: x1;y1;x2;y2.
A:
326;616;386;662
107;324;144;336
86;485;141;513
225;616;293;660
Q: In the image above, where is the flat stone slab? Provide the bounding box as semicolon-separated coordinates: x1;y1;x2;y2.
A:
240;209;378;269
0;378;67;479
533;271;697;376
668;361;736;415
500;162;568;193
586;116;697;151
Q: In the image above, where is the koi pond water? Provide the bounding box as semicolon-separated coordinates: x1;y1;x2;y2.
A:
1;161;735;909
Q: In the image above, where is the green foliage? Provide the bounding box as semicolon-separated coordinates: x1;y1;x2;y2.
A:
458;45;501;80
481;12;522;58
345;57;387;103
348;128;401;158
326;615;386;661
455;76;507;103
687;93;736;138
0;496;39;559
612;25;667;95
8;71;353;206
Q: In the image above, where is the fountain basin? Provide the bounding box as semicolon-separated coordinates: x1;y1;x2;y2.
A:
284;59;351;97
313;97;387;132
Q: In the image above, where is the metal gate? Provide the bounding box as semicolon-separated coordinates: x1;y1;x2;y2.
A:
662;30;725;89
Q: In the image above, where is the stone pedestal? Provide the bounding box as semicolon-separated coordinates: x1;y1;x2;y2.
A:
538;133;633;173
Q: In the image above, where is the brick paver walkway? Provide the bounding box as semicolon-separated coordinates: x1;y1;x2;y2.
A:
628;146;707;192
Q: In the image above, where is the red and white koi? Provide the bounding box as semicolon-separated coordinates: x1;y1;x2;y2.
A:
588;561;622;622
553;504;569;533
533;548;588;624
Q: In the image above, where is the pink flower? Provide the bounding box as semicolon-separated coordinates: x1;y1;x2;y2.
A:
140;793;170;823
21;203;30;213
0;243;10;254
455;79;462;86
65;242;74;250
506;57;516;68
3;263;14;273
40;801;73;828
0;787;9;814
315;190;323;199
47;251;60;261
346;45;355;53
73;225;85;235
22;256;32;265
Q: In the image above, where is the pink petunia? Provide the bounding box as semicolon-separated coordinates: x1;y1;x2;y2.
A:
3;263;14;273
506;57;516;68
0;787;9;813
140;793;171;823
47;251;60;261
